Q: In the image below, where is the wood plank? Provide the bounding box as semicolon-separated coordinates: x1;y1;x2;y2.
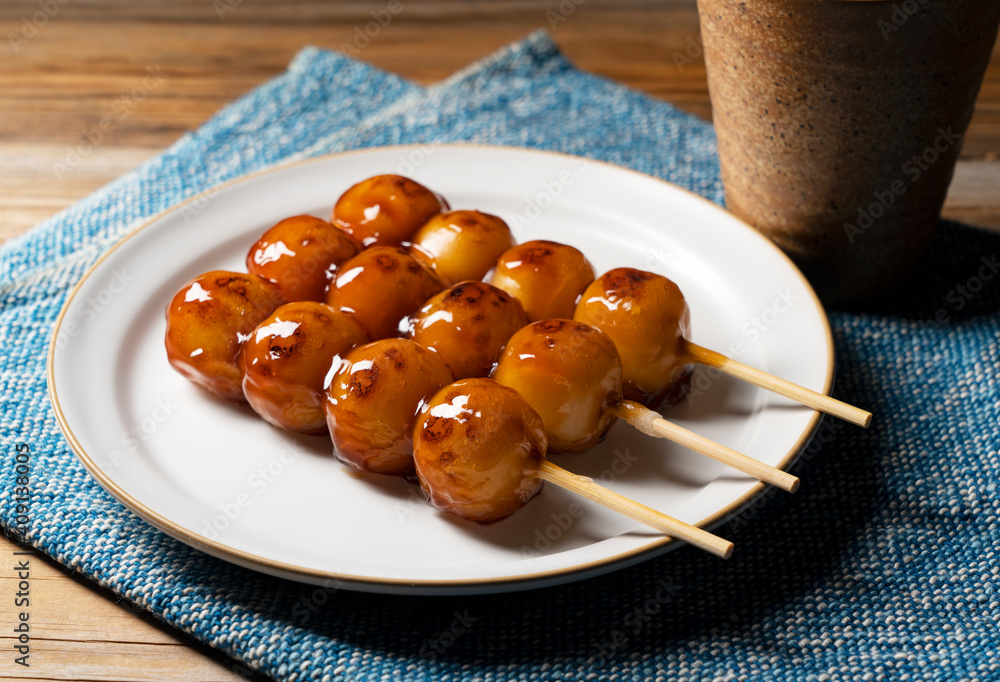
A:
0;12;714;146
1;8;995;153
943;160;1000;231
0;537;257;680
0;143;160;243
0;0;684;23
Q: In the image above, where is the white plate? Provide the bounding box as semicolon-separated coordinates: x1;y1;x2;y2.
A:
48;145;832;595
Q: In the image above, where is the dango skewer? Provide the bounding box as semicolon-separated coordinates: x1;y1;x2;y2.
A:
574;268;872;427
493;319;800;493
414;378;734;558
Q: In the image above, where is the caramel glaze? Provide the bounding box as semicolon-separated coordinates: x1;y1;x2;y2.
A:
165;270;284;402
332;174;448;248
246;215;359;303
406;281;528;380
408;210;514;285
574;268;692;410
241;302;369;435
488;240;596;322
326;338;454;476
492;319;622;453
413;378;547;524
326;246;446;340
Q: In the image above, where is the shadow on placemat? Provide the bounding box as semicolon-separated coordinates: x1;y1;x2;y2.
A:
859;220;1000;320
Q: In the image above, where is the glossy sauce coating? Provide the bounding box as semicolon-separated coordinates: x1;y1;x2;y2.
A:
413;378;547;523
326;246;446;340
492;319;623;452
574;268;692;409
488;240;596;322
406;281;529;380
408;210;515;285
246;215;359;302
241;302;369;434
332;174;448;248
164;271;284;402
326;338;454;476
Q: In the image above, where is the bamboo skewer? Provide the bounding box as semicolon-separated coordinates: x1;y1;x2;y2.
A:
608;401;800;493
534;460;734;559
683;341;872;428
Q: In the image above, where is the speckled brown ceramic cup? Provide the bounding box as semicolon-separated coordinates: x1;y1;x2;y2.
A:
698;0;1000;303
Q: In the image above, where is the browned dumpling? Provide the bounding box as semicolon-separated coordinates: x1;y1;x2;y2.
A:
332;174;447;248
488;240;596;322
413;378;547;523
165;271;284;402
406;281;528;380
241;302;369;434
408;210;514;285
246;215;359;303
326;246;446;340
492;319;622;453
574;268;692;409
326;338;454;476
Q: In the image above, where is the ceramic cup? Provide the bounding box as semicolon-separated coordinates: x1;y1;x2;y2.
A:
698;0;1000;303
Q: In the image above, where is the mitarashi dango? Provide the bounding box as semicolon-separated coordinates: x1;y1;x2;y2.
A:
413;378;547;523
405;281;528;380
246;215;359;303
325;338;454;476
332;174;447;248
165;271;284;402
574;268;692;409
492;319;623;452
326;246;446;340
488;240;596;322
408;210;514;285
241;302;369;434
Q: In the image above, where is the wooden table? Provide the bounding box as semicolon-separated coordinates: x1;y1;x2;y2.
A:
2;1;997;679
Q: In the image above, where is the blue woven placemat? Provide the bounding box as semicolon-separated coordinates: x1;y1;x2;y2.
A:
3;31;999;681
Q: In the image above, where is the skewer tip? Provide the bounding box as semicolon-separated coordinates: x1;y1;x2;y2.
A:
840;406;873;428
684;340;874;431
